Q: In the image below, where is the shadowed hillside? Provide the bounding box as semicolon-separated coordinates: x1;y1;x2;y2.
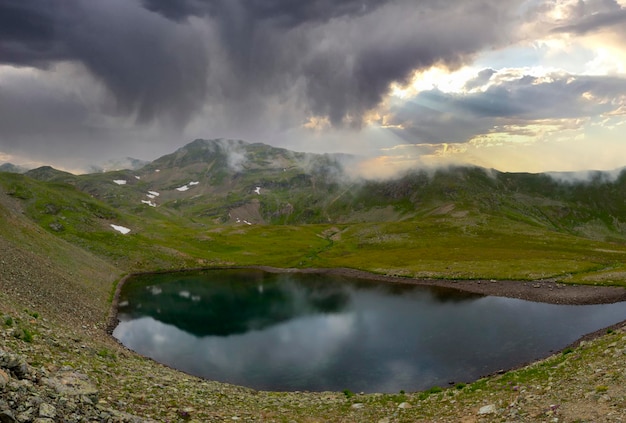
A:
0;186;120;329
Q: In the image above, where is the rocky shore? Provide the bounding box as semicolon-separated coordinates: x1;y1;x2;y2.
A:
3;262;626;422
254;266;626;305
2;306;626;422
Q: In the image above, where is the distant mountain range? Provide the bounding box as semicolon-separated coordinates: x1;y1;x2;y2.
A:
3;137;626;283
0;156;148;175
9;138;625;241
0;162;28;173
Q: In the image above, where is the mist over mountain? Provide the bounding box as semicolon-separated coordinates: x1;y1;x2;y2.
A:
10;138;626;244
0;162;28;174
86;157;150;174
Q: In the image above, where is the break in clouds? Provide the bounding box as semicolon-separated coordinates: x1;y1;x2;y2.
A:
385;72;626;145
1;0;626;171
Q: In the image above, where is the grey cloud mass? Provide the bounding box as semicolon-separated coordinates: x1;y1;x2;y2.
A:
1;0;209;126
141;0;383;27
551;0;626;35
387;71;626;144
9;0;625;172
0;0;522;133
0;0;70;66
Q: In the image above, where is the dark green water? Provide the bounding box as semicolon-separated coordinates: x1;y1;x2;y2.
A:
113;269;626;393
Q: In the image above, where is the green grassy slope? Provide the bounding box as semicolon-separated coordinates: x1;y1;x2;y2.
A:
3;141;626;421
4;149;626;286
0;179;121;327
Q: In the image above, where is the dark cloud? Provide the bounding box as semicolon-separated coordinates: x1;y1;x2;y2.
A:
0;0;209;126
65;1;209;125
270;0;519;126
0;68;176;167
0;0;70;66
553;8;626;34
141;0;382;27
551;0;626;35
464;69;496;91
0;0;523;134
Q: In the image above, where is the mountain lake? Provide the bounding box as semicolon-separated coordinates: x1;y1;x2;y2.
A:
113;268;626;393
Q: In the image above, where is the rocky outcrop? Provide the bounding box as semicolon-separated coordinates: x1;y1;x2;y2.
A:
0;348;152;423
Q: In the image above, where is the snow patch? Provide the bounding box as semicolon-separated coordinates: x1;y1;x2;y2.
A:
110;224;131;234
113;180;127;185
254;186;261;195
134;175;141;180
144;191;158;206
243;220;252;225
176;181;199;192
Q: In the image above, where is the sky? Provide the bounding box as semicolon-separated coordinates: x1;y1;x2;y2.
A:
1;0;626;175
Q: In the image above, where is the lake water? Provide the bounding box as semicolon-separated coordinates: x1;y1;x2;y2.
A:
113;269;626;393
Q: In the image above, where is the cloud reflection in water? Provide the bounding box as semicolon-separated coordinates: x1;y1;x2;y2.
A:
114;270;626;392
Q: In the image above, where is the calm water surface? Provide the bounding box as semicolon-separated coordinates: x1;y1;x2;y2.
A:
113;269;626;393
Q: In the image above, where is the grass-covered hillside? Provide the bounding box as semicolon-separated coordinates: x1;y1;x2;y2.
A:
3;138;626;285
2;139;626;422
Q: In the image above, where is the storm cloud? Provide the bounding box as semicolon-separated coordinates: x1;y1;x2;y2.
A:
3;0;626;173
0;0;522;131
2;0;210;126
141;0;383;26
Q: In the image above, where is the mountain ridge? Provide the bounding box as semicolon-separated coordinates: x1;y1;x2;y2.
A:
13;138;626;240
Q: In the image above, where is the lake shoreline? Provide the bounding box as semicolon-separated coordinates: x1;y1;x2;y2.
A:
107;265;626;334
255;266;626;305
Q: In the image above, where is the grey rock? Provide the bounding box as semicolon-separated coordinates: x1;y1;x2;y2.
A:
0;369;9;389
38;403;56;419
48;222;64;232
0;353;29;380
16;410;33;423
44;371;98;403
0;410;17;423
478;404;497;415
